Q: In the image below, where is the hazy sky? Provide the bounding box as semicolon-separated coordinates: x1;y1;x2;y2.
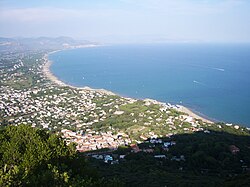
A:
0;0;250;43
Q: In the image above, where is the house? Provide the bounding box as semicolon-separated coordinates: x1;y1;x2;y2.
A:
111;160;119;165
104;155;113;163
130;144;141;153
180;155;186;161
171;156;180;161
163;142;171;148
140;135;148;140
204;130;210;133
154;155;166;159
143;148;154;153
229;145;240;154
119;155;126;159
171;141;176;145
163;141;176;148
150;138;162;144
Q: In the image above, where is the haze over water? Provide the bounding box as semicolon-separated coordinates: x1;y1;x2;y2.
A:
50;44;250;126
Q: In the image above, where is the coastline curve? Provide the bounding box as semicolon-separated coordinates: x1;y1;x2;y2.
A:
43;46;215;124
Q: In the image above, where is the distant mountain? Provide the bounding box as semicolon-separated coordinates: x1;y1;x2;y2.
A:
0;36;97;52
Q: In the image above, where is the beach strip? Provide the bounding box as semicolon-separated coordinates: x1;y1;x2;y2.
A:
43;50;214;124
176;105;214;123
42;49;115;96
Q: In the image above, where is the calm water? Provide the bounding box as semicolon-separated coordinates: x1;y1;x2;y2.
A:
49;44;250;126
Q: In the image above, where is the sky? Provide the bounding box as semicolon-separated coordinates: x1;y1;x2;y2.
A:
0;0;250;43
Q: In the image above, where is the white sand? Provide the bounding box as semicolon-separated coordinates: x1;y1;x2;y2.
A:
177;105;214;123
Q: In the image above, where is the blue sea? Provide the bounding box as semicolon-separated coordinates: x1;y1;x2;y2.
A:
49;44;250;126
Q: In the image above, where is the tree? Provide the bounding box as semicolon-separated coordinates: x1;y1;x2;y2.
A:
0;124;123;186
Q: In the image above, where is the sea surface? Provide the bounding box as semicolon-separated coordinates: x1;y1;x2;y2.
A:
49;43;250;126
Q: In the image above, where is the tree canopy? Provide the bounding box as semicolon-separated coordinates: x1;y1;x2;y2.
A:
0;125;123;187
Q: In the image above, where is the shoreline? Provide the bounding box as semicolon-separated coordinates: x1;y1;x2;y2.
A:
42;47;214;124
42;45;116;96
176;105;214;123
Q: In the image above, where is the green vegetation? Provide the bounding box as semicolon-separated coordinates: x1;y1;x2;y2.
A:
0;125;123;186
1;124;249;186
92;99;187;139
93;130;250;187
1;52;48;90
1;39;250;186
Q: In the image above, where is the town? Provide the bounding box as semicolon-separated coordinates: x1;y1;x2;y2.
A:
1;39;250;186
1;44;249;155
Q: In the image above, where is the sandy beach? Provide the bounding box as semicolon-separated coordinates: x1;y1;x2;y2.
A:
176;105;214;123
42;49;214;124
43;56;68;87
42;47;115;96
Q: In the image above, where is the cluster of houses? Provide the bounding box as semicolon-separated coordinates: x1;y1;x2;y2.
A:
1;54;212;143
229;145;240;154
88;137;186;164
1;85;100;128
1;50;249;171
61;129;131;152
90;153;124;165
0;55;136;132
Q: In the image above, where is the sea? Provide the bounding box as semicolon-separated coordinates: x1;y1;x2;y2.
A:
49;43;250;127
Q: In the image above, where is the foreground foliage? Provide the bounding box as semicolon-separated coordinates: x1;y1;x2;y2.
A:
0;124;249;186
0;125;123;187
93;130;250;187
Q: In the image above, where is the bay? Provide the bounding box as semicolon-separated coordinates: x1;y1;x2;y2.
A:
49;43;250;126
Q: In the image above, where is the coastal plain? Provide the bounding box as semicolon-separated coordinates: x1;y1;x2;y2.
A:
1;38;250;186
1;41;249;151
49;44;250;126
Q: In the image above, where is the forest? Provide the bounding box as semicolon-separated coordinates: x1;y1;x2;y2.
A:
0;124;249;186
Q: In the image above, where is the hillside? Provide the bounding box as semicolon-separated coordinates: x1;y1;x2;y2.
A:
0;37;96;52
0;38;250;186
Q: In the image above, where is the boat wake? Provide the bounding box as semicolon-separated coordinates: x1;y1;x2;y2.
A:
190;64;225;72
212;67;225;72
193;80;206;86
